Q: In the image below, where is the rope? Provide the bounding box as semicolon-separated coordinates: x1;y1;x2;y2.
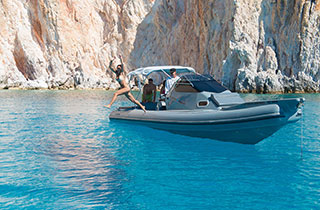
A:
300;106;304;160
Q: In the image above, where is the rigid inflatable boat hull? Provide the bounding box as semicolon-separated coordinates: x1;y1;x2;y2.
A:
111;117;286;144
109;104;293;144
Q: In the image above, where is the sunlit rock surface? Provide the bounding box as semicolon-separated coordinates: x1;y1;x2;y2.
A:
0;0;320;92
132;0;320;93
0;0;154;89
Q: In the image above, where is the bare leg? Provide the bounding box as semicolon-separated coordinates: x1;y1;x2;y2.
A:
126;92;146;112
105;87;130;108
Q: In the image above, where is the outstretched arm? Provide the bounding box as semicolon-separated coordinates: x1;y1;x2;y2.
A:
108;57;116;74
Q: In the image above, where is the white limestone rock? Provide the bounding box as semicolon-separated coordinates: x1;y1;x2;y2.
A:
0;0;155;89
0;0;320;93
132;0;320;93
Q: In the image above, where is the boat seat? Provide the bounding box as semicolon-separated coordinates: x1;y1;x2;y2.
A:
210;93;244;107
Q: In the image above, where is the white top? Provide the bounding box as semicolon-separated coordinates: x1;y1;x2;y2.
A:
128;66;195;77
165;76;180;94
127;66;195;86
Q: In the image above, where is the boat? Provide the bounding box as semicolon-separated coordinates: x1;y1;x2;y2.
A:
109;66;304;144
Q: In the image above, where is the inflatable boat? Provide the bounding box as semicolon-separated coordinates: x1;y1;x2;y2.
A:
109;66;304;144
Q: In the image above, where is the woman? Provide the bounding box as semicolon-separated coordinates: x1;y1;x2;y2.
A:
160;80;166;95
105;55;146;112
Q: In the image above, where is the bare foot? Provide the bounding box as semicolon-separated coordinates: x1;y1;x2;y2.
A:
104;104;111;108
141;106;146;113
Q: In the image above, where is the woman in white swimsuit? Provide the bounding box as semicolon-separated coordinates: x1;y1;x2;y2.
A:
105;55;146;112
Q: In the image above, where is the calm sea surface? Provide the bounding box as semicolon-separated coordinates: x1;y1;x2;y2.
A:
0;90;319;209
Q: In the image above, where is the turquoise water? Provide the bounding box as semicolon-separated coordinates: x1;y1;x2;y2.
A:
0;90;319;209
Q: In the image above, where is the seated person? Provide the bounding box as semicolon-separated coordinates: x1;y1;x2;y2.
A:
142;78;157;103
165;68;180;94
158;80;167;109
159;80;166;98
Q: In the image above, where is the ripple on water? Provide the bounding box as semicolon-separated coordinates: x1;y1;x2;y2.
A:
0;91;320;209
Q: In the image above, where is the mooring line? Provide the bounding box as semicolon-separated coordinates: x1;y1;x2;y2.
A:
300;106;304;160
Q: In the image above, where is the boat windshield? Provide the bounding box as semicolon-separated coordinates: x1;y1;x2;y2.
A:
177;74;227;93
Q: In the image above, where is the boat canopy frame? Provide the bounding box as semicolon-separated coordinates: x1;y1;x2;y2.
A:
128;66;196;88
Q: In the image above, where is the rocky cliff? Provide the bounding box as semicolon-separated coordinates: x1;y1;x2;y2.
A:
132;0;320;93
0;0;154;89
0;0;320;93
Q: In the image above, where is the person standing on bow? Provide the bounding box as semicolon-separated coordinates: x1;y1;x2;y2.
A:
165;68;180;94
105;55;146;112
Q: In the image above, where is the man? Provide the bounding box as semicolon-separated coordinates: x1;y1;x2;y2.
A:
142;78;157;103
165;68;180;94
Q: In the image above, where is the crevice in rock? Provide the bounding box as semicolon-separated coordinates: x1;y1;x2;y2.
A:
310;0;316;18
73;66;84;87
98;10;109;45
27;0;45;51
13;36;36;81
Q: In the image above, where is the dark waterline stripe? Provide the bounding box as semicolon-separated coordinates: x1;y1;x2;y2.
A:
109;114;285;126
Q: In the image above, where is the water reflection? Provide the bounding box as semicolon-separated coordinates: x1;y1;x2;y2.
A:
0;90;131;208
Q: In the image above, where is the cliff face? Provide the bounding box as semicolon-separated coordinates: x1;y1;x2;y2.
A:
0;0;154;89
0;0;320;92
132;0;320;93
